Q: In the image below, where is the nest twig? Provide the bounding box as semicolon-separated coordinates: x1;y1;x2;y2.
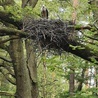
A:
23;18;75;50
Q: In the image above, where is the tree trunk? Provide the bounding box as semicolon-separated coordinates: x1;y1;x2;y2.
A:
25;40;38;98
91;0;98;95
95;68;98;95
91;0;98;27
72;0;78;23
85;68;89;88
9;37;32;98
22;0;38;8
77;68;86;91
92;0;98;88
69;69;75;96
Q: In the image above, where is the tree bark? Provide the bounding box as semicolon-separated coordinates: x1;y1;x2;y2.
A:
77;68;86;91
0;12;22;29
22;0;38;8
25;40;38;98
69;69;75;96
91;0;98;27
9;37;32;98
91;0;98;95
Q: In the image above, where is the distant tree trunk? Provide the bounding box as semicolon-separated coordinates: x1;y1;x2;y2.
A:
40;52;47;98
0;77;2;98
43;53;47;98
72;0;78;23
69;69;75;96
91;0;98;94
95;67;98;87
77;68;86;91
85;68;89;88
22;0;38;8
91;0;98;27
93;0;98;88
95;67;98;95
9;37;32;98
51;72;56;98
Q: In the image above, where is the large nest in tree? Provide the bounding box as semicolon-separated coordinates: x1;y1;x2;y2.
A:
23;18;77;50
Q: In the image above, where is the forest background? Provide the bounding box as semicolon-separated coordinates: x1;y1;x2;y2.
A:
0;0;98;98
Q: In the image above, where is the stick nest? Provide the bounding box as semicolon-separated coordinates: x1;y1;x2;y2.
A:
23;18;75;49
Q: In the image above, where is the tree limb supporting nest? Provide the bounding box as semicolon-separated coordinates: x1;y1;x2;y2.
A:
0;18;98;63
23;19;98;63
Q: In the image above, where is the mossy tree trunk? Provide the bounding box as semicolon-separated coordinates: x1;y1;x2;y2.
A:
25;40;38;98
9;37;37;98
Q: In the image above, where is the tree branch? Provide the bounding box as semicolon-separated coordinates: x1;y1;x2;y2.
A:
0;21;98;64
0;63;15;78
23;19;98;64
0;27;27;37
0;56;12;63
0;43;8;51
0;11;22;29
84;34;98;41
0;11;97;31
0;36;19;44
0;68;16;85
75;25;97;31
0;91;14;96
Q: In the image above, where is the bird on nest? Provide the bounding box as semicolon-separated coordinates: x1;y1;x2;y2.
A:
41;5;49;19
